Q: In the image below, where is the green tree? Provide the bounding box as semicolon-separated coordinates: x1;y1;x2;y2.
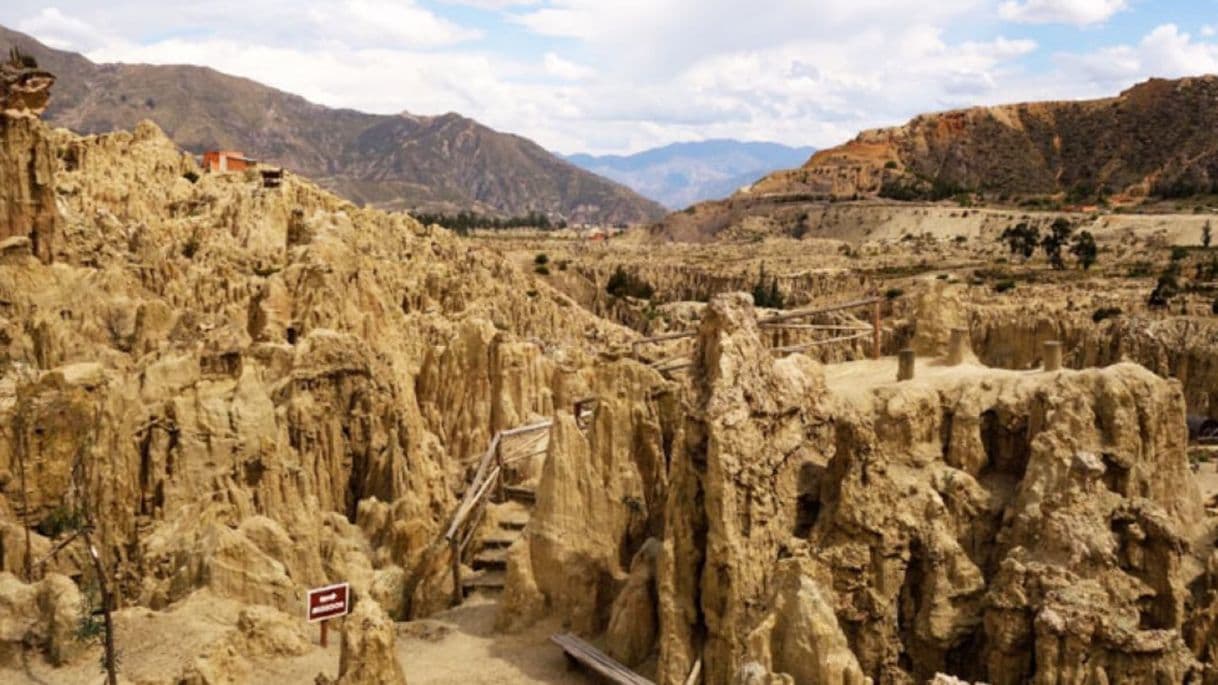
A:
1148;263;1180;309
999;222;1040;260
1069;230;1098;270
1204;220;1213;248
1041;217;1074;269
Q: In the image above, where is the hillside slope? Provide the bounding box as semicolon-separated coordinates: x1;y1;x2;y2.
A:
567;140;813;209
653;76;1218;240
0;25;665;225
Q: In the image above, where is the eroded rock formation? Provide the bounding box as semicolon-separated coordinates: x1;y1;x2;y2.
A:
0;91;633;673
644;294;1209;684
0;48;57;261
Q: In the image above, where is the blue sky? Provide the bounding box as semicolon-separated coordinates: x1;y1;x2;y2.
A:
3;1;1217;154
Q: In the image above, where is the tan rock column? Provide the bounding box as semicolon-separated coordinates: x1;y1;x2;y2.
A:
947;327;969;366
1043;341;1063;372
898;348;915;381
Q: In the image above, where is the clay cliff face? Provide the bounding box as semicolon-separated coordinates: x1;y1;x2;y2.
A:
618;294;1210;685
650;76;1218;243
750;76;1218;203
0;104;635;663
0;50;57;261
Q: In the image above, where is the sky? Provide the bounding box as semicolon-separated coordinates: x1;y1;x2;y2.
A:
3;1;1218;155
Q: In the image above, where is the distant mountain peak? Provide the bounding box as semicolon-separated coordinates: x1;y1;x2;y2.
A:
566;139;815;209
0;24;663;225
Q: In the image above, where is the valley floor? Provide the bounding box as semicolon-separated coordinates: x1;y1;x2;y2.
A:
1;593;589;685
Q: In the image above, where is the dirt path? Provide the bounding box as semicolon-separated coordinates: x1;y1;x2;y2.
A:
399;594;589;685
1;592;591;685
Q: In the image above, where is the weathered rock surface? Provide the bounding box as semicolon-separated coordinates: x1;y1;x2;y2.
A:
498;358;674;634
333;599;407;685
653;294;1208;685
0;572;82;667
0;95;635;670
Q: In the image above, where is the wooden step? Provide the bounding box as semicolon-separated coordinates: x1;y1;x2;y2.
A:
505;485;536;504
498;517;530;531
472;547;508;571
551;633;654;685
462;570;505;595
481;533;519;549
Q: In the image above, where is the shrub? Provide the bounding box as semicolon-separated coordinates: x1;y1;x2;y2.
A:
1148;264;1180;308
533;265;550;276
1204;220;1213;248
606;266;654;299
182;170;200;184
1213;298;1218;316
1070;231;1098;270
751;266;785;309
994;280;1016;294
1000;222;1039;260
884;160;899;169
885;288;904;300
534;253;549;265
1092;306;1122;323
1171;246;1189;261
1042;217;1074;269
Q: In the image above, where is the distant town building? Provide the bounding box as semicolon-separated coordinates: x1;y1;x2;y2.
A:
202;150;256;172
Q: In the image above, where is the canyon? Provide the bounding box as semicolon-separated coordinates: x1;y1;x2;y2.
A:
0;55;1217;685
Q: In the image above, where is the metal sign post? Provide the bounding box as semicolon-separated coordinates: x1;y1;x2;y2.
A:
307;582;351;648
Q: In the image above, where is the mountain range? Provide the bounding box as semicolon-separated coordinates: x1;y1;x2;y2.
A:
0;25;665;225
652;75;1218;241
566;140;814;209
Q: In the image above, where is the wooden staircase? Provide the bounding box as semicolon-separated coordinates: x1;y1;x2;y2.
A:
460;490;535;597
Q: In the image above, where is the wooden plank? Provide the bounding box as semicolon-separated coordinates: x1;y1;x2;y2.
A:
633;330;697;346
445;465;501;542
550;633;654;685
771;331;870;355
757;296;881;325
500;419;553;438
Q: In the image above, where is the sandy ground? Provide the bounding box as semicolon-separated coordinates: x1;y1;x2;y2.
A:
824;355;1040;409
1197;459;1218;502
1;592;591;685
399;595;588;685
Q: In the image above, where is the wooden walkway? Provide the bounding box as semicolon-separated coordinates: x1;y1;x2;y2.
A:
632;296;885;373
550;633;654;685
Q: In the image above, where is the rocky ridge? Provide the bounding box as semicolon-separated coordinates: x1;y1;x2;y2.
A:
0;66;637;680
0;25;666;225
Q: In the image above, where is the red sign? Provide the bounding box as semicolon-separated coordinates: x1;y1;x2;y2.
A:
307;582;350;623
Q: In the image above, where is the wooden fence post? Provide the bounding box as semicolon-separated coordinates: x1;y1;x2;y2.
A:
872;299;882;360
450;538;462;606
898;348;916;381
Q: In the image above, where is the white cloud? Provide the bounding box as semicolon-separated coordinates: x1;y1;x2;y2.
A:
16;7;112;52
1201;25;1216;38
998;0;1126;26
437;0;539;8
543;52;593;80
5;1;1216;158
1053;24;1218;90
304;1;482;49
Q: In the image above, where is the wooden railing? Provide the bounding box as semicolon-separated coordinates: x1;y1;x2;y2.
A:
632;296;884;373
442;419;552;604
